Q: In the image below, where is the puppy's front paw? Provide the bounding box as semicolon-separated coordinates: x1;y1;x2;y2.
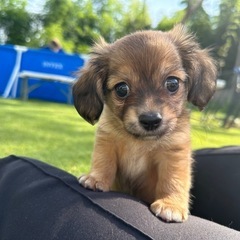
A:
150;199;188;222
79;174;110;192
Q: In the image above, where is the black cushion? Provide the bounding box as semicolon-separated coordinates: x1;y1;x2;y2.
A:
191;146;240;231
0;151;240;240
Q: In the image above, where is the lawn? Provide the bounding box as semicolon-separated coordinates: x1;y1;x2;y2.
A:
1;98;240;176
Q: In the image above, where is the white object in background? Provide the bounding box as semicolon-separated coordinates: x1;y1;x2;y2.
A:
2;45;27;98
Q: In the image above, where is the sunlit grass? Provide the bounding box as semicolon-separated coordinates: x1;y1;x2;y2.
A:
1;98;240;176
191;111;240;149
0;98;96;176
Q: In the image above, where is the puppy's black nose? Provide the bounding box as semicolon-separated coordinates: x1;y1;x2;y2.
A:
139;112;162;131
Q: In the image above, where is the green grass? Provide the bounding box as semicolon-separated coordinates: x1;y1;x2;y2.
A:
1;98;240;176
0;98;96;176
191;112;240;149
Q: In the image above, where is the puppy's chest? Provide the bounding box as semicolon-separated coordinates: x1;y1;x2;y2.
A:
116;142;152;182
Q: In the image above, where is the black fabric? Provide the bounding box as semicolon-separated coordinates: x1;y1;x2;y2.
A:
191;146;240;231
0;150;239;240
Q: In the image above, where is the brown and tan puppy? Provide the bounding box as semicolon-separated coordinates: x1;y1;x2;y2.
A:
73;25;217;222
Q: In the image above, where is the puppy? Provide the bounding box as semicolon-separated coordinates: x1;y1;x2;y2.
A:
73;25;217;222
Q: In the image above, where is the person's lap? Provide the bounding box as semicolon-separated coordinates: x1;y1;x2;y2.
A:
0;146;239;240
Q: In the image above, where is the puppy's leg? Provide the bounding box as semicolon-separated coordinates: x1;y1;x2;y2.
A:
79;133;117;192
150;150;192;222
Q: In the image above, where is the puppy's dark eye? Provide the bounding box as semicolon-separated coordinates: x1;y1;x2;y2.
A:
114;82;130;98
165;77;179;93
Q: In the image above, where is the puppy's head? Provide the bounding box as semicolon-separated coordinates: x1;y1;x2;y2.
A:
73;25;217;138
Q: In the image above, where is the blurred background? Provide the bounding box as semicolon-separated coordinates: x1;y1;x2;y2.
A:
1;0;240;174
0;0;238;57
1;0;240;126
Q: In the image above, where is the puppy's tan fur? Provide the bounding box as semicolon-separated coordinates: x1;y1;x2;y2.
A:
73;25;217;222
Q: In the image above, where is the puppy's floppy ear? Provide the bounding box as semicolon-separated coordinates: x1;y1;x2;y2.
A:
168;25;217;109
73;38;110;125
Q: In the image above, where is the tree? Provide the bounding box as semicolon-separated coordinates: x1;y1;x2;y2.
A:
213;0;240;71
183;5;214;49
156;0;213;49
41;0;151;53
181;0;204;23
0;0;33;45
42;0;122;52
93;0;124;42
116;0;151;38
155;11;184;31
42;0;87;52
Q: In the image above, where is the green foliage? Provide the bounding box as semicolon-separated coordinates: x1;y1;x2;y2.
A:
93;0;124;42
157;1;213;48
0;0;152;52
184;6;214;48
157;0;240;74
213;0;240;70
42;0;99;52
0;0;33;45
41;0;151;52
156;10;185;31
115;0;151;38
1;0;240;72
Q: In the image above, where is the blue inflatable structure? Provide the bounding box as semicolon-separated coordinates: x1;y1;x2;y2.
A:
0;44;85;103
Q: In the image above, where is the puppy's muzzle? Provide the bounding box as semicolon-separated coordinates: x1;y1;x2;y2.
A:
139;112;162;131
